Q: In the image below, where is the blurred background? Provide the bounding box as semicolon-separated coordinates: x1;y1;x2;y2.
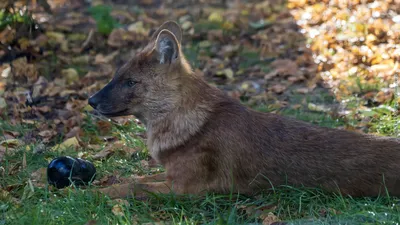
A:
1;0;400;136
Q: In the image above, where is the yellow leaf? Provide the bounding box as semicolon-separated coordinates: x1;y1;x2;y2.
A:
0;139;22;148
223;68;234;80
46;31;65;43
51;137;80;151
208;12;223;23
127;21;148;35
261;212;280;225
111;204;125;217
61;68;79;85
222;22;234;30
83;104;94;112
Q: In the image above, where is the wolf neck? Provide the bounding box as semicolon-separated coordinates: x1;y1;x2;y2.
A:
146;72;215;162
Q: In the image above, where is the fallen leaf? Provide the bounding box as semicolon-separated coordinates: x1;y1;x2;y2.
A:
33;143;47;154
111;204;125;217
46;31;68;52
181;21;192;30
271;59;299;77
107;29;141;48
0;97;7;109
261;212;280;225
208;11;223;23
295;88;309;94
127;21;148;35
38;130;57;138
223;68;234;80
0;139;23;148
51;137;80;151
65;127;82;139
21;179;35;201
216;68;234;80
72;55;90;64
30;167;47;187
0;28;15;45
270;84;286;94
308;103;331;113
97;120;112;136
94;50;119;64
93;146;114;160
97;174;121;186
10;57;38;84
62;68;80;85
36;106;52;113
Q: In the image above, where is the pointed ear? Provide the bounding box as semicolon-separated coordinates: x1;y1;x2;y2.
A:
150;21;182;44
155;29;180;64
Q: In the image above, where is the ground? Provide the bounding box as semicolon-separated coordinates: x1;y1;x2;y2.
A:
0;0;400;224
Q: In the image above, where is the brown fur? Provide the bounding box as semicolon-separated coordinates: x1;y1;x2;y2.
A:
89;21;400;199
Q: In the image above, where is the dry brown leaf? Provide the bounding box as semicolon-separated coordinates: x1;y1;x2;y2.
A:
97;120;112;136
4;131;20;138
65;127;82;139
0;138;23;148
94;50;119;64
271;59;299;77
30;167;47;188
127;21;148;35
107;29;142;47
261;212;280;225
97;174;121;186
111;204;125;216
36;106;52;113
295;88;309;94
270;84;286;94
11;57;38;84
38;130;57;138
93;146;114;160
0;28;16;44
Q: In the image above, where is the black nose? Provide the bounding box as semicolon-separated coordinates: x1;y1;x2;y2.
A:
88;95;99;109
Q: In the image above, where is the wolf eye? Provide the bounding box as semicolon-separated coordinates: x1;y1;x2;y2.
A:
127;80;137;87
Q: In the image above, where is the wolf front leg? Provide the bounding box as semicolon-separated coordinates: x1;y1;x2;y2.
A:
98;180;173;199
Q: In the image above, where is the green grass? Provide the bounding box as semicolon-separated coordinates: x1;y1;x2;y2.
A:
1;106;400;225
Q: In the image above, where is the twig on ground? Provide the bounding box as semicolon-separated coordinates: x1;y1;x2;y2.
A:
80;29;94;53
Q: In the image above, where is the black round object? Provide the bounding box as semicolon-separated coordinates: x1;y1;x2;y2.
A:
47;156;96;189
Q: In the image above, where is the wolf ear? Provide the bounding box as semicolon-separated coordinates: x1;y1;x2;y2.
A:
155;29;180;64
150;21;182;44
